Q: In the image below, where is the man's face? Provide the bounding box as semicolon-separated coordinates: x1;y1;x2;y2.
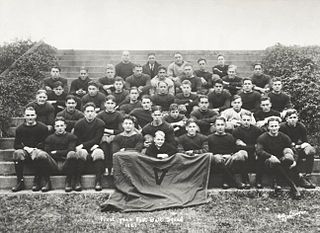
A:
272;81;282;92
199;98;209;111
79;69;88;80
232;98;242;111
53;86;64;96
84;106;96;121
88;85;98;96
24;109;37;125
217;56;225;66
36;93;47;105
141;98;152;110
184;66;193;77
54;120;66;135
214;83;223;93
286;113;298;126
122;51;130;63
243;80;253;92
158;69;166;79
158;82;168;94
169;109;179;119
253;65;263;75
105;69;115;79
181;84;191;95
114;81;123;91
260;100;271;112
130;90;139;101
174;54;183;64
186;122;198;136
66;99;77;112
50;68;60;79
198;60;206;71
152;110;162;123
122;119;134;132
241;115;251;128
104;99;116;112
133;67;143;77
227;68;236;78
148;55;156;64
215;119;226;134
268;120;280;135
154;135;165;147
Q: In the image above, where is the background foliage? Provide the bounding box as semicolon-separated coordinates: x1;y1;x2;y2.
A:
0;39;58;136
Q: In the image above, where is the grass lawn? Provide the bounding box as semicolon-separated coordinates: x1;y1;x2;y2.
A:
1;189;320;233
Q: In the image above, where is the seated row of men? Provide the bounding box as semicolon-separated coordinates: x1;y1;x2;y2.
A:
12;89;315;199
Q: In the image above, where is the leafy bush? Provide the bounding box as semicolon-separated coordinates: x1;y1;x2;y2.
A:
0;40;58;136
262;43;320;143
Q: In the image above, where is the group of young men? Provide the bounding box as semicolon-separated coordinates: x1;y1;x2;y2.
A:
12;51;316;199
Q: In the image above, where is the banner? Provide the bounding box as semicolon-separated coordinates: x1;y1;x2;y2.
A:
101;152;211;212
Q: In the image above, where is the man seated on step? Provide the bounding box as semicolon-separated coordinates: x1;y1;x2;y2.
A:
125;64;151;96
12;106;49;192
222;65;243;96
212;54;229;79
238;78;261;113
119;87;142;114
150;81;175;112
280;109;316;188
179;64;202;94
47;81;67;116
208;116;248;189
70;67;92;101
174;80;198;117
44;116;79;192
232;112;264;189
43;66;68;94
142;52;162;79
194;58;215;95
111;77;129;107
56;95;84;132
167;52;188;79
256;117;313;199
254;96;280;129
150;66;175;96
208;79;231;114
249;63;271;94
73;102;105;191
129;95;153;129
98;64;116;96
81;81;106;112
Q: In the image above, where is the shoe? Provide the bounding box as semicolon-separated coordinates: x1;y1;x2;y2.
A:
222;183;230;189
234;175;245;189
12;180;25;192
74;176;82;192
95;175;102;191
300;177;315;189
41;177;51;192
32;176;41;192
303;175;316;189
256;183;263;189
244;183;251;189
291;188;302;200
273;179;282;192
65;176;73;192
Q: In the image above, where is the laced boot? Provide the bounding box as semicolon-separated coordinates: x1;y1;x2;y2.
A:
41;176;51;192
32;176;41;192
12;161;25;192
74;175;82;192
65;176;73;192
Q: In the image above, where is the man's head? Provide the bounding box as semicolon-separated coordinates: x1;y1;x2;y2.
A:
213;79;224;93
154;130;165;147
267;117;281;136
65;95;77;112
169;103;180;119
242;78;253;92
183;64;193;77
105;65;115;79
157;66;167;79
185;119;199;136
24;106;37;126
151;106;163;124
121;51;130;63
122;115;136;133
104;95;116;112
83;102;97;122
285;109;299;126
141;95;152;111
231;95;242;111
158;81;168;95
79;67;88;80
227;65;237;78
147;53;156;65
133;64;143;77
54;116;67;135
114;77;124;91
50;67;60;79
241;112;252;128
253;63;263;76
217;54;225;66
215;116;226;134
36;89;48;105
129;87;139;102
87;81;99;96
174;52;183;65
52;81;64;96
181;80;192;95
198;95;209;111
197;58;207;71
271;77;282;93
260;96;272;112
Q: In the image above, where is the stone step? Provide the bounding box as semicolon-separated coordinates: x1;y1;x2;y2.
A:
0;174;114;190
10;117;24;127
0;149;14;161
7;127;16;137
0;138;14;149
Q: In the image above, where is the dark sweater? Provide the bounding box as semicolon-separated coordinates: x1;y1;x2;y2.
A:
98;77;115;95
208;90;231;111
190;109;218;135
119;101;142;114
43;76;68;93
208;133;237;155
279;122;308;144
239;91;261;112
163;114;186;137
112;133;144;153
112;90;129;106
73;118;105;150
256;132;292;160
81;92;106;111
212;65;228;78
14;122;49;150
145;142;178;158
249;74;271;88
254;109;281;121
26;102;55;126
44;132;77;160
70;77;92;97
177;133;208;154
194;70;213;90
97;110;123;135
56;109;84;132
125;74;151;91
130;108;153;128
47;92;67;115
222;75;243;96
142;122;176;146
115;62;135;80
151;94;175;111
268;92;292;112
179;75;202;93
232;125;263;153
174;93;198;115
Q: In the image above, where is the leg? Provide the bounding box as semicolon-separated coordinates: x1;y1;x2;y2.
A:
227;150;248;189
74;149;88;191
211;154;233;189
62;151;78;192
12;149;28;192
91;148;105;191
100;142;112;175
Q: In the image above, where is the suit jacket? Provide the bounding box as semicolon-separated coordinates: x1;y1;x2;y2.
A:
142;61;162;79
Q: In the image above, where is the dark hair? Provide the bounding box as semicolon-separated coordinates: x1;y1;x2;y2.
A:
83;102;96;111
174;52;182;56
53;81;63;88
215;116;226;123
54;116;66;123
51;66;61;71
152;105;162;113
134;64;143;69
185;118;198;127
267;116;281;125
141;95;152;101
199;95;209;102
217;54;224;59
232;95;242;102
158;66;167;72
285;109;298;118
260;96;271;103
253;63;263;69
169;103;179;112
114;76;124;83
80;66;88;72
88;81;99;88
242;78;252;83
214;79;223;85
105;95;116;103
65;95;77;102
181;80;192;86
123;114;137;124
129;87;139;93
147;52;156;57
25;106;36;112
36;89;47;96
271;77;282;83
197;58;207;64
240;111;252;118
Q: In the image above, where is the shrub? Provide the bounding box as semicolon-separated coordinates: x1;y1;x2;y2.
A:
0;40;58;136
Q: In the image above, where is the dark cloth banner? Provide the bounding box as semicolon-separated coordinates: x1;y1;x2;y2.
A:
101;152;211;212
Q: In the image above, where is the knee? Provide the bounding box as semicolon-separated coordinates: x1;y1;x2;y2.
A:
266;156;281;169
34;151;49;160
303;144;316;156
211;154;224;165
91;148;104;161
13;149;26;161
76;149;88;161
234;150;248;162
66;151;77;160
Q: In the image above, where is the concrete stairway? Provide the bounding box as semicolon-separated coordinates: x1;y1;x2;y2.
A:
56;50;265;83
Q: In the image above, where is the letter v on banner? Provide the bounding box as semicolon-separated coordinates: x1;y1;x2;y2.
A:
153;167;168;185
